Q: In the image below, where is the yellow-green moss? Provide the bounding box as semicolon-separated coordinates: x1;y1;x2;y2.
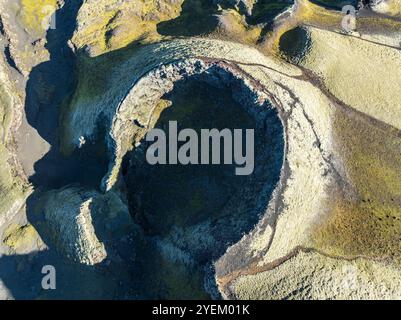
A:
0;67;27;219
19;0;58;35
216;9;264;45
312;107;401;261
3;223;39;252
72;0;184;56
268;0;401;55
0;145;25;218
0;84;13;141
357;15;401;33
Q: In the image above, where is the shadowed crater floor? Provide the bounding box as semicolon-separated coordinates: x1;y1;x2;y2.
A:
121;73;285;299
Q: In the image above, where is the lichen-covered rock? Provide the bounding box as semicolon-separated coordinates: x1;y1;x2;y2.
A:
216;0;257;16
72;0;185;56
2;223;44;255
0;0;62;75
38;188;107;265
0;44;28;236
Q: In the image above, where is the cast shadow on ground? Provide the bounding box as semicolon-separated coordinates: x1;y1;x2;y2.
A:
0;0;126;300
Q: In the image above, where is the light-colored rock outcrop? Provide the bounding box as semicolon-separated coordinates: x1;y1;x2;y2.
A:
371;0;401;17
38;188;107;265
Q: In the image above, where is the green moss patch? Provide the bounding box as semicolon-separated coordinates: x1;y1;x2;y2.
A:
312;107;401;261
